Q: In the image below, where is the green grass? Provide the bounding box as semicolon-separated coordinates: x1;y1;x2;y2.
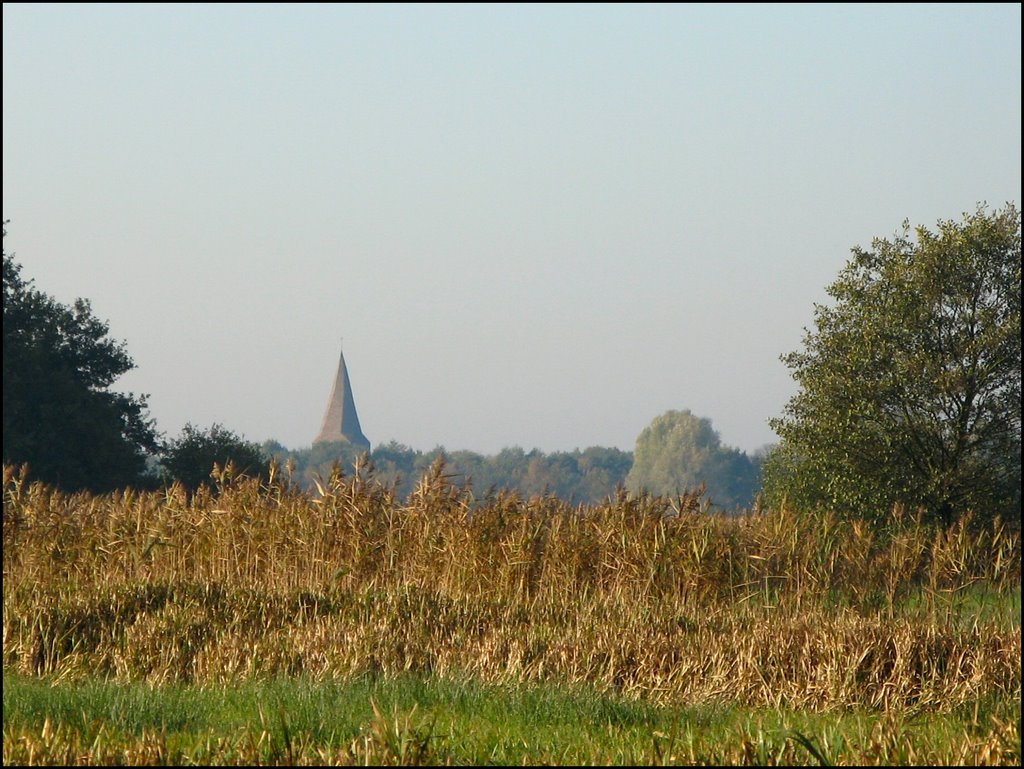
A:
4;670;1019;765
900;584;1022;629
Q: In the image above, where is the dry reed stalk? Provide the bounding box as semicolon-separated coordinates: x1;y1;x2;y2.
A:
3;462;1020;713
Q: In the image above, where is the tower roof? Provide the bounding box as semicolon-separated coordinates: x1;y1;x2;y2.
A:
313;348;370;449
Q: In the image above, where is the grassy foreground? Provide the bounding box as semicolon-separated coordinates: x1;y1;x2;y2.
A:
2;461;1021;764
3;672;1020;766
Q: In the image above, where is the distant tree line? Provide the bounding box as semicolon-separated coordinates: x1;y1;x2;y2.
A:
0;222;761;508
258;413;764;510
3;209;761;507
259;439;636;505
5;204;1017;529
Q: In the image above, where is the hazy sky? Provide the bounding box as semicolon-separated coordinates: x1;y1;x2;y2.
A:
4;4;1021;456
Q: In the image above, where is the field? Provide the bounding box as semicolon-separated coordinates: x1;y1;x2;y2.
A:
3;460;1021;765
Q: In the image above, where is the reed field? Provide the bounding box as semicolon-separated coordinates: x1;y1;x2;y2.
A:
3;460;1021;765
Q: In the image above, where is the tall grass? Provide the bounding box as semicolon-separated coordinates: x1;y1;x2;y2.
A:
4;459;1019;716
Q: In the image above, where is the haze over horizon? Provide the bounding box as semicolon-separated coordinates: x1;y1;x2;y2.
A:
4;4;1021;456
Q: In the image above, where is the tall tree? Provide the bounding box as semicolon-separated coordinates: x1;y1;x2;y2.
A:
626;410;759;509
160;423;270;493
3;226;159;491
764;204;1021;527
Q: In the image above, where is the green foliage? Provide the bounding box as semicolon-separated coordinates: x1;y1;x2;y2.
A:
625;410;760;509
260;439;368;492
442;445;634;503
262;439;633;504
765;204;1021;527
160;423;270;493
2;224;159;492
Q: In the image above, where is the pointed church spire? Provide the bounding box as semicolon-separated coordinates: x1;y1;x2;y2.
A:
314;347;370;449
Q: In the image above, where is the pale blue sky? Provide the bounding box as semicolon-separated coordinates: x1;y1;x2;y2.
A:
4;3;1021;455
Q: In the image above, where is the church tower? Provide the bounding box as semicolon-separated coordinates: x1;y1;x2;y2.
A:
313;347;371;450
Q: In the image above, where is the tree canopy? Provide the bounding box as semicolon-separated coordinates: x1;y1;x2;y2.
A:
625;410;760;510
764;204;1021;527
261;439;634;505
161;423;271;493
2;226;159;492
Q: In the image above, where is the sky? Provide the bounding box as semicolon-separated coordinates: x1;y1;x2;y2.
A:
3;4;1021;456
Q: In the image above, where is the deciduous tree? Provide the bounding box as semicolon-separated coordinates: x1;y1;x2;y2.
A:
2;226;159;491
626;410;759;509
160;423;270;493
764;204;1021;527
